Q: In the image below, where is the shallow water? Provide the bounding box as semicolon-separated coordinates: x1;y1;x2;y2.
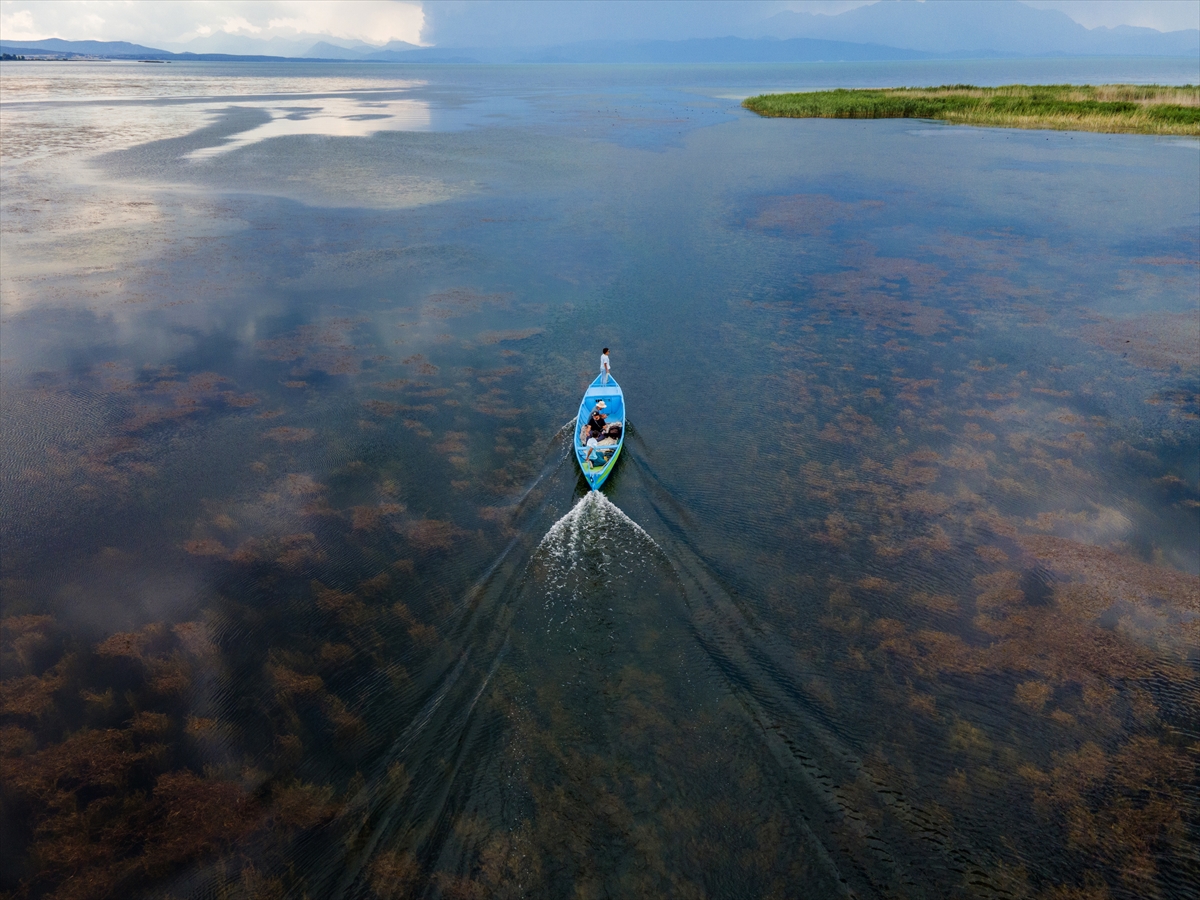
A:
1;59;1198;899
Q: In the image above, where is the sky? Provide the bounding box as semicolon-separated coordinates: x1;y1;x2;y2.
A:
1;0;1197;51
0;1;427;47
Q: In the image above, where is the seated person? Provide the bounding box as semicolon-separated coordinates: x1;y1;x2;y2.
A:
584;434;605;466
587;402;608;436
581;423;606;445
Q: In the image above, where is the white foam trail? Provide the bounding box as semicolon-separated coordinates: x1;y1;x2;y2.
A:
536;491;659;560
531;492;662;622
558;417;577;454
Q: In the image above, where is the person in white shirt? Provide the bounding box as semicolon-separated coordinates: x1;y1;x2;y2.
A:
600;347;611;384
585;434;601;466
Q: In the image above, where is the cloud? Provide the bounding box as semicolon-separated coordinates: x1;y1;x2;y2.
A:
219;15;262;35
0;7;39;40
0;1;425;48
265;0;424;43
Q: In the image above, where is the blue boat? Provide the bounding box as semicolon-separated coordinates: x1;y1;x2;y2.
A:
575;373;625;490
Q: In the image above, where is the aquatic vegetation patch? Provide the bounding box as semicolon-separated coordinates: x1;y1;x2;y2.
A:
744;84;1200;135
798;249;955;338
715;223;1199;896
748;193;884;236
422;288;512;320
476;327;545;345
0;385;526;896
0;618;263;896
1079;312;1200;373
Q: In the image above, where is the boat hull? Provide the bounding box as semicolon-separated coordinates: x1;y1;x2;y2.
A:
575;374;625;491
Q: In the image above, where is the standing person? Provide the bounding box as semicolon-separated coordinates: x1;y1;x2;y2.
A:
600;347;611;385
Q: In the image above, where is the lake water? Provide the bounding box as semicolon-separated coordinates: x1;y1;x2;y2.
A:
1;58;1198;900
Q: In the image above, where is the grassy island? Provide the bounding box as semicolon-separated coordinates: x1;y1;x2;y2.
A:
743;84;1200;135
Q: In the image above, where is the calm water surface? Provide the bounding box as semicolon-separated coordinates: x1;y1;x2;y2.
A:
1;59;1198;899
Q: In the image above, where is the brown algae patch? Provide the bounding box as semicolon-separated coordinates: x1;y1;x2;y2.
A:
1079;312;1200;372
748;193;884;236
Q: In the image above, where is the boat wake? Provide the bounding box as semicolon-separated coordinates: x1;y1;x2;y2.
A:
530;490;665;629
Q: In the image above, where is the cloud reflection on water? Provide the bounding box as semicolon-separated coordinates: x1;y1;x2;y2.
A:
185;94;436;159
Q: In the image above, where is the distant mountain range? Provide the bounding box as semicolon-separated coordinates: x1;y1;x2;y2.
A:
303;40;423;60
522;38;938;64
751;2;1200;57
0;35;947;64
0;37;479;62
0;38;288;61
2;16;1197;65
2;39;174;59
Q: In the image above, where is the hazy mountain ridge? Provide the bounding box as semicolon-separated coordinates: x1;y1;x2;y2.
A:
0;38;173;58
3;1;1197;65
157;33;374;57
521;38;937;64
303;40;425;60
756;2;1199;56
0;36;970;64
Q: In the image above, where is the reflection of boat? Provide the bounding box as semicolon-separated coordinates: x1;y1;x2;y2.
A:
575;373;625;491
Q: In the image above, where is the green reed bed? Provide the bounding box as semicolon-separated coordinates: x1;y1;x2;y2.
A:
743;84;1200;135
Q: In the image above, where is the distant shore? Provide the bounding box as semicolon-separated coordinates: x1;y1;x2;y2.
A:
743;84;1200;135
